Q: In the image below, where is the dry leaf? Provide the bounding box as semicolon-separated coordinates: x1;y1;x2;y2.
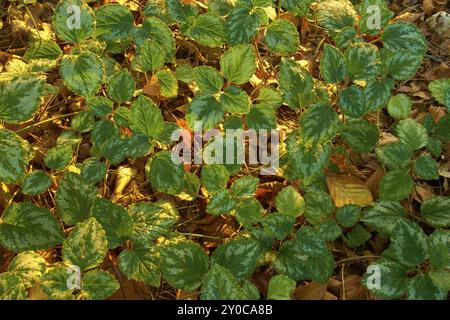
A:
392;12;423;24
423;0;436;15
415;185;435;202
143;75;161;101
294;281;327;300
327;174;374;207
342;275;367;300
364;166;385;199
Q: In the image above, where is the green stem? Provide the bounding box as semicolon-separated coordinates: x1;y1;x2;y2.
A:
16;111;81;134
180;233;222;240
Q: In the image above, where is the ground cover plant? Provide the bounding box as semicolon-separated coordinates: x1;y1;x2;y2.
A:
0;0;450;300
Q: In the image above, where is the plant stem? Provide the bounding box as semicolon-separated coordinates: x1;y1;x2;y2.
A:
16;111;81;134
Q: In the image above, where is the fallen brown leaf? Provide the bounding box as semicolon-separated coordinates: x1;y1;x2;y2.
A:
294;281;327;300
327;174;374;207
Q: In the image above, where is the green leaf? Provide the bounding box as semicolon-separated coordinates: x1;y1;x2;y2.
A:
344;43;380;80
429;270;450;292
134;17;175;62
44;144;73;170
338;85;365;118
379;170;414;202
189;13;226;47
81;270;119;300
341;119;379;153
381;49;423;81
406;274;446;300
262;213;296;241
208;0;235;16
175;64;194;83
212;238;262;280
156;70;178;98
246;105;277;130
166;0;198;23
21;170;51;196
0;76;45;124
362;260;408;299
273;239;308;281
357;0;394;35
281;0;312;16
381;22;427;56
0;202;63;252
52;0;94;43
376;142;412;170
414;155;439;180
207;190;236;215
0;129;33;183
230;176;259;198
186;95;224;130
435;115;450;141
130;95;165;139
161;241;209;291
24;40;62;61
264;19;299;55
387;94;411;119
304;189;335;225
429;78;450;110
343;224;371;248
316;0;357;31
0;272;27;300
257;86;282;109
55;172;97;225
396;119;429;151
267;274;296;300
60;52;103;98
299;104;340;146
128;200;179;240
87;97;113;117
80;158;107;184
225;7;260;45
119;237;160;286
107;70;135;104
275;186;305;217
8;251;47;288
201;164;230;194
132;39;165;73
336;204;361;228
220;86;251;114
220;44;257;85
362;201;407;236
92;198;133;249
365;77;394;112
193;66;224;95
320;44;347;83
62;217;108;272
40;267;74;300
421;197;450;228
390;220;429;267
279;58;315;109
331;26;357;49
71;111;95;133
201;263;258;300
235;197;263;227
94;4;133;43
147;151;184;195
317;219;342;241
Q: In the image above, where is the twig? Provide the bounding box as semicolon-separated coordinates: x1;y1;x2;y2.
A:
16;111;81;134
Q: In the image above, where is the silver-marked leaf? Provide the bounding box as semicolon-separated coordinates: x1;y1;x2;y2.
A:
230;176;259;198
24;40;62;61
279;58;315;109
155;70;178;98
379;170;414;202
429;78;450;110
220;86;251;114
55;172;97;225
390;220;428;267
341;119;379;153
316;0;357;31
357;0;393;35
60;52;103;98
376;142;412;170
94;4;134;43
387;94;411;119
147;151;184;195
320;44;347;83
396;119;429;151
0;76;45;124
92;198;133;249
299;104;340;147
212;238;262;280
186;95;224;130
0;129;33;184
246;105;277;130
275;186;305;217
107;70;135;104
381;22;427;56
344;43;380;80
281;0;312;16
166;0;198;23
406;274;446;300
62;217;108;272
414;155;439;180
0;202;64;253
118;237;160;286
161;241;209;291
8;251;47;288
52;0;94;43
381;49;423;81
194;66;224;95
201;164;230;194
0;272;27;300
421;197;450;228
207;190;236;215
264;19;299;55
81;270;119;300
130;95;165;138
189;13;226;47
225;7;260;45
220;44;256;85
362;260;407;299
235;197;263;227
362;201;407;236
21;170;51;196
40;267;74;300
267;274;296;300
